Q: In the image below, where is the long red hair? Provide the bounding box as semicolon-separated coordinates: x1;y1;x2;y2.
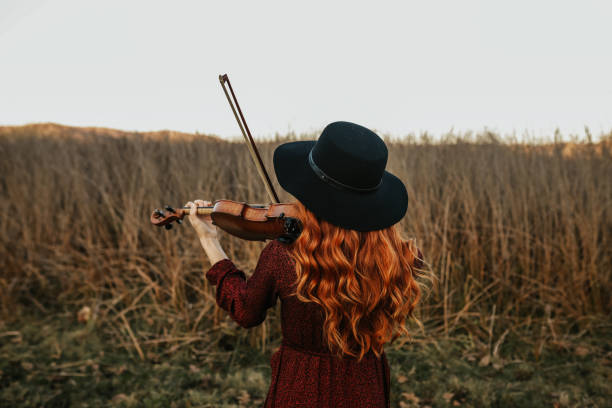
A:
287;200;424;362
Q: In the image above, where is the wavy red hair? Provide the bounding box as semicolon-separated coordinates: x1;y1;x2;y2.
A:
287;200;424;362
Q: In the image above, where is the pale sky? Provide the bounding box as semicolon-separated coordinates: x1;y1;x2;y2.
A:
1;0;611;141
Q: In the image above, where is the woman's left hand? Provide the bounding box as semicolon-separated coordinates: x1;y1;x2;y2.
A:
185;199;218;241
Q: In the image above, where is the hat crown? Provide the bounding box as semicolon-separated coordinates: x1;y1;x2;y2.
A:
311;121;388;191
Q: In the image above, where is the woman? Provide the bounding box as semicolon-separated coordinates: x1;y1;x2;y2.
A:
186;121;424;408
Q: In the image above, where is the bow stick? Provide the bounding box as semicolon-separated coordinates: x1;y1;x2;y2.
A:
219;74;280;203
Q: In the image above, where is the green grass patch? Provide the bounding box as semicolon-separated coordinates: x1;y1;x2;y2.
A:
1;314;610;407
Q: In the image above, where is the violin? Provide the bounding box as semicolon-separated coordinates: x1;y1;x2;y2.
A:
150;200;301;243
150;74;303;243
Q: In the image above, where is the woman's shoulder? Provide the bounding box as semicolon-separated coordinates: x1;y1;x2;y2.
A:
262;239;293;260
261;238;287;251
259;240;297;298
260;239;296;277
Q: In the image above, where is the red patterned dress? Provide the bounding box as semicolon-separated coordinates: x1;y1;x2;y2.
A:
206;239;391;408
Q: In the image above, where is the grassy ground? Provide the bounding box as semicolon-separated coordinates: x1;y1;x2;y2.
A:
1;312;610;408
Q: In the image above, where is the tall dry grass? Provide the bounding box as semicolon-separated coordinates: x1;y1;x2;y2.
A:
0;123;610;359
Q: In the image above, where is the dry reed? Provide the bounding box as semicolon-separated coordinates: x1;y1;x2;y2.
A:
0;123;610;359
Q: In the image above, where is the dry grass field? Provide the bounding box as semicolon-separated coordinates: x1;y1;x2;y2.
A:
0;123;611;407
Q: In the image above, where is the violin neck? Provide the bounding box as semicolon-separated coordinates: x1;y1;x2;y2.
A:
180;206;214;216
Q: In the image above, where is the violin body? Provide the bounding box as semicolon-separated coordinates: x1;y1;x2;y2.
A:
209;200;300;242
151;199;302;243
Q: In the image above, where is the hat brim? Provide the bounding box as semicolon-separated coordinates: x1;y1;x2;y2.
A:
273;140;408;231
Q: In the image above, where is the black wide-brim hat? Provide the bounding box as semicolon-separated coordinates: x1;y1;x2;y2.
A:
273;121;408;231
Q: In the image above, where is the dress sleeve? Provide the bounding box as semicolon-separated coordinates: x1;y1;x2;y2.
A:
205;240;281;328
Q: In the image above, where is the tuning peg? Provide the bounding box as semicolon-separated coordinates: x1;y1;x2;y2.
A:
165;205;175;212
154;209;165;218
164;224;173;230
176;219;182;225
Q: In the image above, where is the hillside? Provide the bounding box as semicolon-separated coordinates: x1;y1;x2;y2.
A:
0;122;222;142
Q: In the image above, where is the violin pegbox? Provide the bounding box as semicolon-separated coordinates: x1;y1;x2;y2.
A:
150;205;185;230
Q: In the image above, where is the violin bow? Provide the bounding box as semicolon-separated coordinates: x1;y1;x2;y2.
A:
219;74;280;203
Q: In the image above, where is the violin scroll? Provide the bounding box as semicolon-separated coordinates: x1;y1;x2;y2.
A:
150;205;213;229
